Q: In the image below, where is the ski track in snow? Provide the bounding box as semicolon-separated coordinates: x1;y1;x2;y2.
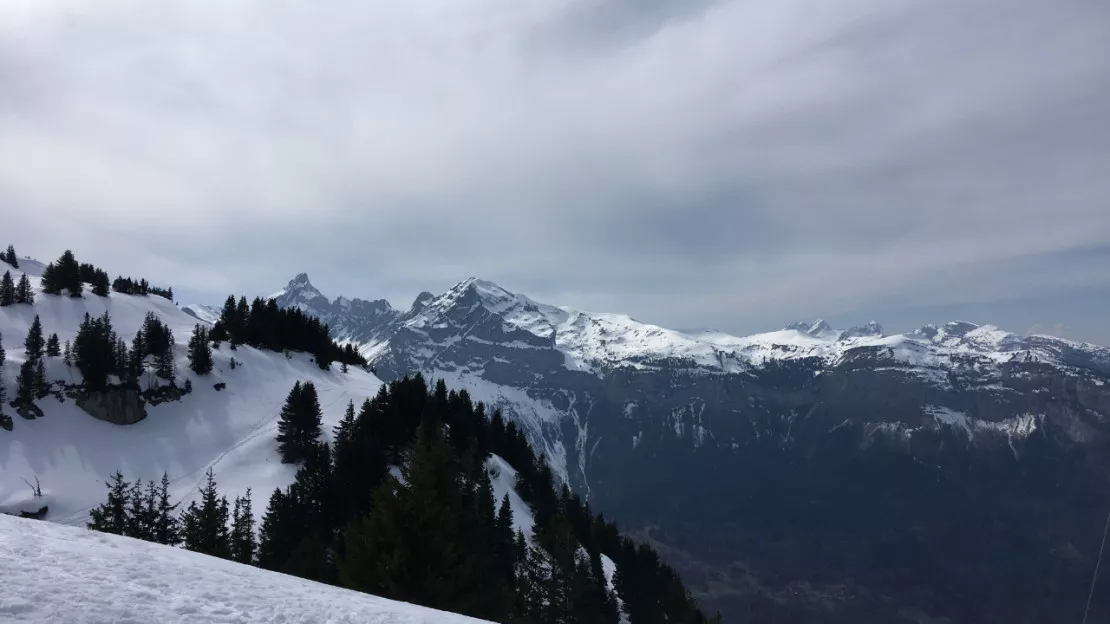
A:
0;513;490;624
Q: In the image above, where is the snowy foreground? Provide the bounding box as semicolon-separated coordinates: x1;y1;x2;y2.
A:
0;513;490;624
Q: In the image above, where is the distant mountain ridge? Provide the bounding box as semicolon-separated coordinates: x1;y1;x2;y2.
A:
195;272;1110;623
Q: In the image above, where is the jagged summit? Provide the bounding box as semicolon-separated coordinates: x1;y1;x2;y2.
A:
784;319;884;340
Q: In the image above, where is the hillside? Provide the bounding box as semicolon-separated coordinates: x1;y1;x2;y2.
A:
1;250;700;624
0;258;381;525
0;512;490;624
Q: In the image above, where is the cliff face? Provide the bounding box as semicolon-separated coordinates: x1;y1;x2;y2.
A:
75;387;147;426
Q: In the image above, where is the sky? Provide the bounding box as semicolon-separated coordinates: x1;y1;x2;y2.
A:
1;0;1109;343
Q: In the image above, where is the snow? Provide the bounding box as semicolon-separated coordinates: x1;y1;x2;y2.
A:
486;454;535;540
394;277;1110;380
182;303;221;325
0;513;490;624
1;260;384;526
925;405;972;436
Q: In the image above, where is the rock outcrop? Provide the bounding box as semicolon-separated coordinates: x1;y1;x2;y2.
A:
75;387;147;425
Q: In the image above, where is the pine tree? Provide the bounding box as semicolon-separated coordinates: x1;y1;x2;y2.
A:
63;339;72;366
15;273;32;304
87;471;131;536
155;348;175;381
114;338;130;381
126;480;158;541
91;269;110;296
57;250;82;297
74;311;116;390
275;381;323;463
258;487;298;571
129;331;146;379
154;473;181;545
230;488;257;565
0;270;14;306
187;324;213;375
332;399;388;528
275;381;303;463
24;315;44;361
2;244;17;268
45;333;60;357
337;423;485;615
180;468;231;559
15;359;37;405
34;357;48;397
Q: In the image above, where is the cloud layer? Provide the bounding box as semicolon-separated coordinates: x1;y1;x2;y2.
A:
2;0;1109;339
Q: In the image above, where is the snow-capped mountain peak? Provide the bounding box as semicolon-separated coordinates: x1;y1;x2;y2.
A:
269;272;329;313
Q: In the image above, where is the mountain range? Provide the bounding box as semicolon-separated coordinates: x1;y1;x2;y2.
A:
192;272;1110;623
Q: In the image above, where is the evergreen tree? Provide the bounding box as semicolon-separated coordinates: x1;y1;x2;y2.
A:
41;250;82;296
24;314;44;361
91;269;110;296
231;488;257;565
154;473;181;545
129;330;146;379
15;273;32;304
518;515;584;624
63;339;72;366
0;270;14;306
180;468;231;559
275;381;323;463
218;295;239;343
337;423;485;616
46;333;60;357
155;348;175;381
74;311;116;390
258;487;299;571
87;471;131;536
126;480;158;541
2;244;17;268
34;357;47;397
332;399;388;528
114;337;130;381
187;324;214;375
15;359;36;405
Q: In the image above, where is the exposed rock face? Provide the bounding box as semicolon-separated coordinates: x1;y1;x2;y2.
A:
76;387;147;425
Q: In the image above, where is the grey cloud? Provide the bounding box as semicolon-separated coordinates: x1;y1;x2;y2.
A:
1;0;1108;341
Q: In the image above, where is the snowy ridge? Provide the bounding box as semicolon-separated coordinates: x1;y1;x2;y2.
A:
297;275;1110;378
0;513;491;624
0;261;383;525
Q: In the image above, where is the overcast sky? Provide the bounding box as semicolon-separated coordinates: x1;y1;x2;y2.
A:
2;0;1108;342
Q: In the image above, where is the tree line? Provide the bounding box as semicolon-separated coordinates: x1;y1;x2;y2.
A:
28;247;173;300
210;294;365;371
88;374;717;624
87;469;256;565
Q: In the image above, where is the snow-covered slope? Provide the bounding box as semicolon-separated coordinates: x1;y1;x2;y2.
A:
0;260;383;526
0;513;490;624
182;303;221;324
